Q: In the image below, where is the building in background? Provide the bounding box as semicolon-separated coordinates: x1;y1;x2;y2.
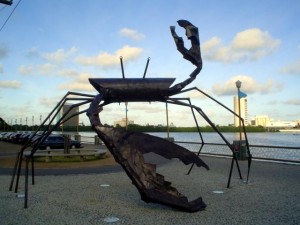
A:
57;104;79;127
253;115;270;127
114;118;134;127
266;120;297;128
251;115;298;128
234;96;248;126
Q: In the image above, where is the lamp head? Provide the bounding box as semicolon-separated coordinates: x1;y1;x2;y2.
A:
235;80;242;89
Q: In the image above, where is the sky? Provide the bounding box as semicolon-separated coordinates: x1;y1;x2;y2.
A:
0;0;299;127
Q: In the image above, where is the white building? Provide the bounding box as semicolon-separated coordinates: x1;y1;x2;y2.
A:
56;104;79;127
253;115;270;127
266;120;297;128
234;96;248;126
252;115;298;128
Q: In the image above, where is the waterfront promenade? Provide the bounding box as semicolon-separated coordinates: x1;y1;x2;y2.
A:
0;142;299;224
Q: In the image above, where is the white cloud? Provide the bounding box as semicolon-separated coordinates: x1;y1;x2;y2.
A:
128;103;165;114
0;80;21;89
42;47;77;63
232;29;279;50
184;87;212;100
19;63;57;76
202;36;221;50
119;28;145;41
57;69;79;77
202;28;280;63
59;73;95;92
0;64;3;73
212;75;283;96
3;100;48;119
186;89;205;99
75;45;143;68
18;65;34;75
280;58;300;75
39;96;60;108
37;63;57;75
19;64;82;77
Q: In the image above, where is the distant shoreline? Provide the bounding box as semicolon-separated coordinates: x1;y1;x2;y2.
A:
279;129;300;133
0;125;268;133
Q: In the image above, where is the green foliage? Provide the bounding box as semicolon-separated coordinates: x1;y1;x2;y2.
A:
127;124;266;132
0;115;267;133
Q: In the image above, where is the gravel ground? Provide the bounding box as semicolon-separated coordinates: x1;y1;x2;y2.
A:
1;155;299;225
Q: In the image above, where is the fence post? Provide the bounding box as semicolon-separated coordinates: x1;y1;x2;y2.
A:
233;140;247;160
63;135;70;154
94;135;100;145
74;134;81;142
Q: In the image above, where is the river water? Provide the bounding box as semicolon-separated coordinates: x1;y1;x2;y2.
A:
146;132;300;147
70;131;300;162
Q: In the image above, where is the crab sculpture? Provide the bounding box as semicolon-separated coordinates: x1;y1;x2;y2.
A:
10;20;251;212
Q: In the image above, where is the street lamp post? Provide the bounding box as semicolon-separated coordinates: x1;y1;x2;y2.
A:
166;102;170;140
125;102;128;130
235;80;242;141
32;116;34;131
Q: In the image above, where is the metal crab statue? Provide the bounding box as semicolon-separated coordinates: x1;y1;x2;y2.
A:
9;20;252;212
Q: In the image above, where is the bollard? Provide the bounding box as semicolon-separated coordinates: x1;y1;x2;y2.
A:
233;140;247;160
94;135;100;145
63;134;70;154
74;134;81;142
164;137;175;142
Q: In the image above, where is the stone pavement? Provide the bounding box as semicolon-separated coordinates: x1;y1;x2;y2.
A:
1;155;299;225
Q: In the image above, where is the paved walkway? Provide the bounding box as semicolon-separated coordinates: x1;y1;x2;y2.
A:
1;154;299;225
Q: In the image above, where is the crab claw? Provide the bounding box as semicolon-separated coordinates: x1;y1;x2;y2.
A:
177;20;200;45
170;20;202;67
168;20;202;95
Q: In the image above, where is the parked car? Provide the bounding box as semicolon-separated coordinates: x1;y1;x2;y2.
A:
38;135;81;150
11;132;23;143
18;132;34;144
32;134;43;144
3;132;15;142
0;132;7;141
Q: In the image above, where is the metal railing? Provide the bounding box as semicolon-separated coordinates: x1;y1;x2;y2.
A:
175;141;300;164
72;134;103;145
69;135;300;164
248;144;300;163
